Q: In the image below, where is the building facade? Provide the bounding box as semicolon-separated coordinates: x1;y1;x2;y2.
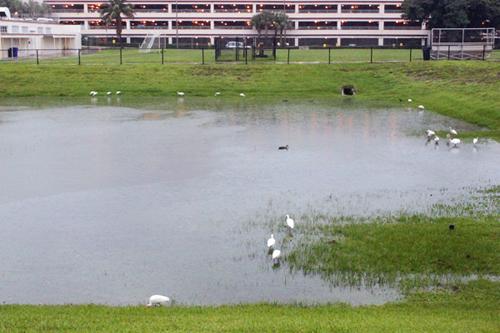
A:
0;13;81;59
44;1;428;47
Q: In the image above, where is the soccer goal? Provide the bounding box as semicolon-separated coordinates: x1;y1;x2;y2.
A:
139;33;161;52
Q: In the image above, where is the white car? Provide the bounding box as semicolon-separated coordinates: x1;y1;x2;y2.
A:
225;41;251;49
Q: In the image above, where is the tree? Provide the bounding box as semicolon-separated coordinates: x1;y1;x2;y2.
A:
0;0;50;18
402;0;500;29
100;0;134;47
251;11;275;47
273;11;290;46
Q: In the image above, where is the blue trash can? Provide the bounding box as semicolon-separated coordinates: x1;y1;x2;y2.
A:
12;47;18;58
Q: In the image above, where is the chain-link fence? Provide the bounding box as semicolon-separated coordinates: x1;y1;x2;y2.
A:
1;46;499;65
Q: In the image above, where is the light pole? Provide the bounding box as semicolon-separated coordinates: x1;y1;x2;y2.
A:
175;0;179;48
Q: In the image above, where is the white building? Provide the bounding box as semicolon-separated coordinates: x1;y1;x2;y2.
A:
43;1;428;47
0;7;81;60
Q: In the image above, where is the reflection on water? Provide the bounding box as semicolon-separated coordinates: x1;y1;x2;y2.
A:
0;103;498;306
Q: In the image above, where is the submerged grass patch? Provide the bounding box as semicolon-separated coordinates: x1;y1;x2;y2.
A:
286;215;500;288
0;280;498;332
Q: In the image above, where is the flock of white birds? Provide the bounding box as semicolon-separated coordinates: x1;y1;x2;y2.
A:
406;99;479;149
145;214;295;307
267;214;295;266
90;91;247;98
99;95;480;307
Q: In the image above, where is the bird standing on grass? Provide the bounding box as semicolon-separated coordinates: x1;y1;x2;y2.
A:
473;137;479;145
147;295;170;307
449;127;458;136
239;93;246;97
214;92;221;96
177;91;185;96
418;105;425;110
285;215;295;230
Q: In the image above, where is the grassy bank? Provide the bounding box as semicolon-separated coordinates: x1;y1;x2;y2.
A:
0;61;499;139
0;280;498;333
287;215;499;287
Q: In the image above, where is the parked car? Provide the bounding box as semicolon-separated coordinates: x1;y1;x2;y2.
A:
225;41;251;49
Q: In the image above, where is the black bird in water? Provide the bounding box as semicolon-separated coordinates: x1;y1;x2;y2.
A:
278;145;289;150
449;224;455;231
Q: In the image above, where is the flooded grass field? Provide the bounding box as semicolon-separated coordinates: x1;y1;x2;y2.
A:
0;100;498;306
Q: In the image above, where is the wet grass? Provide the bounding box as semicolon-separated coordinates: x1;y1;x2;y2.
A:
0;61;499;139
286;214;499;288
0;279;498;333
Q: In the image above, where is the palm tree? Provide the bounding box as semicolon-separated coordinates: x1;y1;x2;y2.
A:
273;12;290;46
100;0;134;47
251;11;275;54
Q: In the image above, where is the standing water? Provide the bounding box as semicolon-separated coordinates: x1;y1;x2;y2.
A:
0;101;498;305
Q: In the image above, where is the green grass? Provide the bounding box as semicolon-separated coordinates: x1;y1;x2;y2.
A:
286;215;499;286
1;60;499;138
0;279;498;332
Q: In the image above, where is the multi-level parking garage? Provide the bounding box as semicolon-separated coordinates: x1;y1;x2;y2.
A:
44;1;429;47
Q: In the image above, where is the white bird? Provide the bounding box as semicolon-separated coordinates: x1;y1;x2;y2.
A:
408;98;413;103
272;249;281;261
434;136;440;145
147;295;170;307
417;105;425;110
285;214;294;230
426;129;436;138
177;91;185;96
449;127;458;136
267;234;276;248
448;138;461;148
89;91;98;96
473;137;478;145
239;93;246;97
106;91;112;96
116;91;122;95
214;92;221;96
146;295;170;306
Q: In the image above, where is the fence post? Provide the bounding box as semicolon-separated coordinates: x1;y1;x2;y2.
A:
287;48;290;64
328;47;331;64
447;45;450;60
370;47;373;63
245;48;248;65
78;49;81;65
36;50;39;65
482;45;486;61
120;47;123;65
202;48;205;65
161;47;164;64
409;48;412;62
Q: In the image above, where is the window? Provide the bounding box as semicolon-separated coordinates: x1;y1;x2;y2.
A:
0;26;7;33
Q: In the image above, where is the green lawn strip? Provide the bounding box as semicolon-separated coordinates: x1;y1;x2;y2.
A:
0;61;498;140
287;215;499;285
0;280;498;332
